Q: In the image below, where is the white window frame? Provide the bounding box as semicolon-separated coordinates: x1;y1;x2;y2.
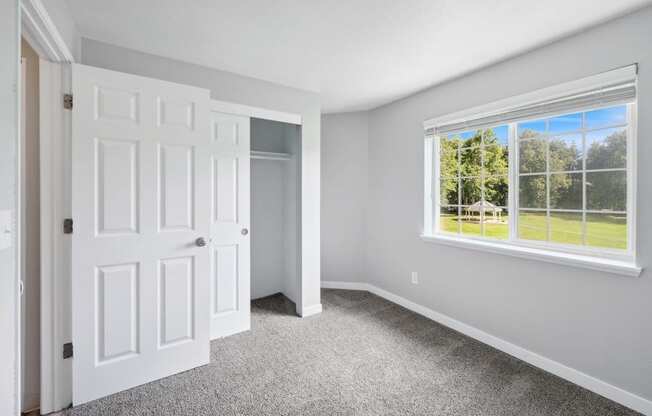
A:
422;68;641;277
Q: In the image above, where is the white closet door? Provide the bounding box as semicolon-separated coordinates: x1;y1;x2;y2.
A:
71;64;211;404
209;111;251;339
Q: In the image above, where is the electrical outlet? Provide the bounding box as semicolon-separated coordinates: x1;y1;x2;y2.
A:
411;271;418;284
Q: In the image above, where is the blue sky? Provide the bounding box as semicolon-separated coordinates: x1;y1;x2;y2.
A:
518;105;626;136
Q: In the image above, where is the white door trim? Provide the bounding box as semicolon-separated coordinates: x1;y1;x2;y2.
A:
20;0;74;63
20;1;74;413
211;100;302;126
39;60;73;414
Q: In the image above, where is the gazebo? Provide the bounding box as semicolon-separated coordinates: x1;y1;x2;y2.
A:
464;200;503;222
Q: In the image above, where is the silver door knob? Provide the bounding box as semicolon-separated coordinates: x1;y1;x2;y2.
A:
195;237;207;247
241;228;249;236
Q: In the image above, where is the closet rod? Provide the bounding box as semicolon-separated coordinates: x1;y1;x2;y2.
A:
251;151;292;161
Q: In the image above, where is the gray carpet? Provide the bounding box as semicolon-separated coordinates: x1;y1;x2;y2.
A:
56;289;640;416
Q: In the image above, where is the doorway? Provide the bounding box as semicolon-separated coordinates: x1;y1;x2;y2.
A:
20;37;41;416
250;118;301;310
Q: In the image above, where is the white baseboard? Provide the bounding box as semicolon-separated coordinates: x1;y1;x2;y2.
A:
300;303;323;318
321;280;652;415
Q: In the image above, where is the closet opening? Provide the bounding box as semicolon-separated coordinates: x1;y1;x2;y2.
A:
250;118;302;316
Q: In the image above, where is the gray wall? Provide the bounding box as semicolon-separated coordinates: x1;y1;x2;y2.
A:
321;112;368;283
0;0;19;414
251;159;286;299
364;6;652;402
81;38;322;313
323;5;652;404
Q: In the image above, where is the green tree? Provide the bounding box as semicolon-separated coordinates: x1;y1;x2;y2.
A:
440;129;508;207
586;131;627;211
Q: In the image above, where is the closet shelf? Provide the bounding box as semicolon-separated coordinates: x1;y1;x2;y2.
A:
251;151;292;161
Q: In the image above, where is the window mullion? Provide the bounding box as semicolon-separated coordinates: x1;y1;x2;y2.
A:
508;123;517;242
545;121;551;242
457;143;461;235
480;132;485;237
581;112;587;246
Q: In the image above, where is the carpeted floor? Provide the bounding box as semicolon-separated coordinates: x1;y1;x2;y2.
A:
56;289;640;416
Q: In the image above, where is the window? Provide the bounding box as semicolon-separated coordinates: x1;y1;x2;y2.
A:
517;107;628;250
439;126;509;239
424;67;637;263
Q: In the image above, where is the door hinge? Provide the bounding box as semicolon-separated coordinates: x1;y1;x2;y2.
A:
63;342;73;359
63;93;73;110
63;218;73;234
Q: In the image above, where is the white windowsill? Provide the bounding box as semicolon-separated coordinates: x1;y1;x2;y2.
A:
420;234;642;277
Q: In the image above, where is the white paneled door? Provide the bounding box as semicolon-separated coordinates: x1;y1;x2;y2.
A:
71;64;211;404
209;111;251;339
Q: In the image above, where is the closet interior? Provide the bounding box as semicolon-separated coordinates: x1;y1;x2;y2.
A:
250;118;301;311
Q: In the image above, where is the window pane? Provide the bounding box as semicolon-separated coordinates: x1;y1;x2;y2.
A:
586;213;627;250
460;207;481;237
549;134;582;172
519;138;547;173
439;206;459;234
460;177;482;206
518;120;546;137
519;175;547;209
585;106;626;129
483;145;508;176
550;212;583;245
440;135;460;154
440;178;459;205
483;125;508;146
518;211;547;241
550;172;582;210
459;130;482;148
549;113;582;134
460;147;482;177
483;207;508;240
484;176;508;207
586;171;626;211
440;148;459;178
586;128;626;170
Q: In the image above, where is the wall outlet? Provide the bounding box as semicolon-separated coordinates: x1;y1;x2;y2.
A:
411;271;418;284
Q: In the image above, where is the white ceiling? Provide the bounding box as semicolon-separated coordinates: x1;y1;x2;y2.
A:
66;0;651;113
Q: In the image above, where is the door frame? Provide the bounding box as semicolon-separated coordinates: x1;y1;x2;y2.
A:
209;99;304;316
20;1;74;414
211;100;302;126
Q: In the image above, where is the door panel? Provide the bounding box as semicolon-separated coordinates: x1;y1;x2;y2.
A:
159;257;194;346
212;156;239;223
96;263;139;363
95;138;139;235
72;64;210;404
209;112;250;339
96;86;140;124
158;144;194;231
213;245;238;314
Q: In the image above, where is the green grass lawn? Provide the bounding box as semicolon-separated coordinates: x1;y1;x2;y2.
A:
441;211;626;249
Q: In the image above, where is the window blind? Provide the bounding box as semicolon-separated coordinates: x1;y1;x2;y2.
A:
425;67;637;136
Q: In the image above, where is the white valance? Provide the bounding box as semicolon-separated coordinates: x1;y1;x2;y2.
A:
424;65;637;136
